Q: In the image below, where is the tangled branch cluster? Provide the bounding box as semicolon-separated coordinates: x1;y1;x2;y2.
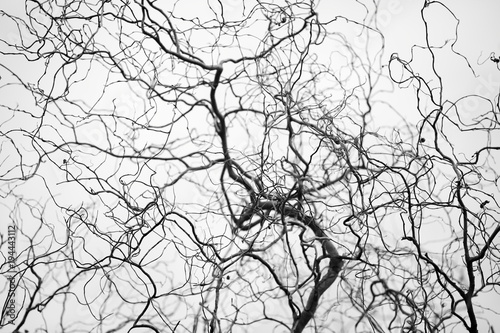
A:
0;1;499;332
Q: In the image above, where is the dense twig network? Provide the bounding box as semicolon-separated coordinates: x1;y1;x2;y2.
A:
1;1;499;332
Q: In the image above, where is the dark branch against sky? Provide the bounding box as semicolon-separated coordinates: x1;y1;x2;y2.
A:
0;1;500;332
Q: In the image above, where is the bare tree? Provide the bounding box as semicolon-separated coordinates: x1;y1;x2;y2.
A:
1;1;499;332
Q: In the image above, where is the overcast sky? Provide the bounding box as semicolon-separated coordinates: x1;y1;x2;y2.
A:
1;0;500;332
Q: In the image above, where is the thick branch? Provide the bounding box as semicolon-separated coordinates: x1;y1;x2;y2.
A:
236;200;343;332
